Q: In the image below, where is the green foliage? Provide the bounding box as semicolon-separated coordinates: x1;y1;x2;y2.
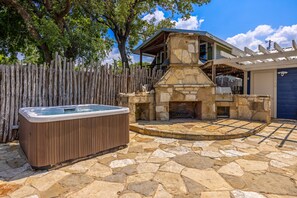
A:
21;44;41;64
36;17;70;53
0;5;27;63
129;62;151;68
0;0;112;63
64;8;113;62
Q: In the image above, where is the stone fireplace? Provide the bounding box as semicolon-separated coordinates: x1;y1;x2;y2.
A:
155;65;216;120
153;33;217;120
118;33;271;123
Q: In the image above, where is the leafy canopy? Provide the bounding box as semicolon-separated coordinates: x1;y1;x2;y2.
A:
0;0;113;64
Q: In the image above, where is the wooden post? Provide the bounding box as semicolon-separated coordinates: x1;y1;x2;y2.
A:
0;66;6;141
140;49;143;67
212;64;216;83
48;61;53;106
58;56;63;105
243;71;248;94
42;63;46;106
53;53;58;106
213;43;217;60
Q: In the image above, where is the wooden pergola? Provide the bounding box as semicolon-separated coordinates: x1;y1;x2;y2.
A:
201;40;297;92
213;40;297;71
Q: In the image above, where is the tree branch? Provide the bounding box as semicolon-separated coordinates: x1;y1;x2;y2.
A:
55;0;71;19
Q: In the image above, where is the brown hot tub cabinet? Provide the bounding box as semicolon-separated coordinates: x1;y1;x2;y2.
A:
19;105;129;169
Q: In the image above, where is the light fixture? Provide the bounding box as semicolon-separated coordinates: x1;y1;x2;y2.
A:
277;71;288;77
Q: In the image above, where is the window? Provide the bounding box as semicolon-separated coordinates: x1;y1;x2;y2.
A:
200;43;208;63
160;51;164;64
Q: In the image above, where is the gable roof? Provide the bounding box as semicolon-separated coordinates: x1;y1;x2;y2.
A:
133;28;244;56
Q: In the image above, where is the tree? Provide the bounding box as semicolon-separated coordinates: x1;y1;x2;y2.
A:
0;0;112;63
80;0;210;68
0;5;30;63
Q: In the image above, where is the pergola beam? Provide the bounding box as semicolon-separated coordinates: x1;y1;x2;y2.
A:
274;42;288;60
214;50;297;64
203;42;297;73
141;43;166;53
274;42;284;52
258;45;270;54
212;60;245;70
240;59;297;71
244;47;256;55
292;40;297;50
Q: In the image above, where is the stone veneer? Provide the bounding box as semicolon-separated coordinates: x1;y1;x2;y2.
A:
118;92;155;123
168;33;199;64
216;95;271;123
155;65;216;121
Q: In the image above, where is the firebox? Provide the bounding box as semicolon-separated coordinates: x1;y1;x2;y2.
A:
136;103;150;121
169;102;202;119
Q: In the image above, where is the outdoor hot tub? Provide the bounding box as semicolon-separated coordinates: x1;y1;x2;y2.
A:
19;104;129;169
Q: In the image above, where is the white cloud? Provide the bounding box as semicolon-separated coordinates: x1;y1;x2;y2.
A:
226;25;273;50
226;24;297;51
103;47;153;65
174;16;200;30
102;47;120;65
198;19;205;27
142;10;165;25
266;24;297;46
142;10;204;30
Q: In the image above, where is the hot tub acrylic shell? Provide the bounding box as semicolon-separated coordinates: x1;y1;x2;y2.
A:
19;104;130;169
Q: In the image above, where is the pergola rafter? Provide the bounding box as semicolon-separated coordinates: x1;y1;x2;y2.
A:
209;40;297;71
292;40;297;50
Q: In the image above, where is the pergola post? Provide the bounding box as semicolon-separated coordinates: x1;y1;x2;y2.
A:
212;64;216;83
243;71;248;94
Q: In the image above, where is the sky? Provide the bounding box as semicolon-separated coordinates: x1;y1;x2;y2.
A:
104;0;297;64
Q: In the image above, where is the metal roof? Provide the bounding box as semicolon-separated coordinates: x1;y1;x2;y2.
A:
133;28;244;55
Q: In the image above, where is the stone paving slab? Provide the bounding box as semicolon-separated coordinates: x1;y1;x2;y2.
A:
130;119;267;140
0;120;297;197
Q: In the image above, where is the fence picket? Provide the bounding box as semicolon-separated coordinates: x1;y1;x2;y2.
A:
0;66;6;141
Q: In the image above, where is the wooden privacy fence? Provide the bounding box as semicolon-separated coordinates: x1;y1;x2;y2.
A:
0;55;163;142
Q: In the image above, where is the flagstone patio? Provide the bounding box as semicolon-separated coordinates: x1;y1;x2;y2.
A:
1;120;297;198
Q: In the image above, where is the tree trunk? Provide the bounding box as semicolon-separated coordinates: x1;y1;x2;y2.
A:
118;39;129;68
40;44;52;63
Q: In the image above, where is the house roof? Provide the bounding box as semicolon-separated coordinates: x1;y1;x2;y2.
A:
133;28;244;56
